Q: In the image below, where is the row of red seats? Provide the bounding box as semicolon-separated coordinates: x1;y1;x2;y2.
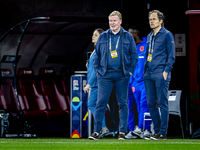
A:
0;67;74;121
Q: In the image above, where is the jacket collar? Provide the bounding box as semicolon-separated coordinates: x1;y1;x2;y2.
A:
150;26;165;35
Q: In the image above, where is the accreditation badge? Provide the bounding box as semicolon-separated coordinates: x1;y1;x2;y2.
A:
147;54;152;62
111;50;118;58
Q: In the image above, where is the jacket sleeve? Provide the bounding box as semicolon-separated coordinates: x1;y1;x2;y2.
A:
87;54;97;86
129;35;138;73
93;36;101;75
87;67;96;86
164;32;175;73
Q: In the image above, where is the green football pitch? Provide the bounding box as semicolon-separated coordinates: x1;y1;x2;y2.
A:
0;137;200;150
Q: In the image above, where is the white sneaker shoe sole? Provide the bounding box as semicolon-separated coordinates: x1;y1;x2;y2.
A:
118;137;125;140
88;136;98;140
125;135;137;139
144;137;152;140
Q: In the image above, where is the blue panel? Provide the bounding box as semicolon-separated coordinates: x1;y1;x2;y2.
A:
70;75;88;138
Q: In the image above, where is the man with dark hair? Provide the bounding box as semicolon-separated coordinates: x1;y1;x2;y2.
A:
149;10;165;26
88;10;138;140
143;10;175;140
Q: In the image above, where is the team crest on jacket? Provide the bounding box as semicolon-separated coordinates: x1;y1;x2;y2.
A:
140;46;144;52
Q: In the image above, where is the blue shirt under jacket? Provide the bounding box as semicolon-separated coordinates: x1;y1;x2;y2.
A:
144;27;175;74
107;30;122;72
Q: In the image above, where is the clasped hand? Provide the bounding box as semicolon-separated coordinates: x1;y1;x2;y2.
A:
83;84;91;93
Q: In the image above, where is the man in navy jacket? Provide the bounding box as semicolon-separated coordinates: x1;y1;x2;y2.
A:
88;11;138;140
143;10;175;140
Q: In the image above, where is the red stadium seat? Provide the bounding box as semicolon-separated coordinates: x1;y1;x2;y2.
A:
60;67;75;111
0;89;7;111
17;68;47;119
39;67;69;120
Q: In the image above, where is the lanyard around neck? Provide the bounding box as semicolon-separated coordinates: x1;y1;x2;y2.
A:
148;32;155;54
109;33;120;52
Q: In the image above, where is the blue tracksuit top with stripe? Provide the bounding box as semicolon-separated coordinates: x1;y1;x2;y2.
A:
133;37;147;82
143;27;175;74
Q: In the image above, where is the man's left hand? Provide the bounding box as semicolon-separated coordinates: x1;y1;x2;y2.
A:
163;71;168;80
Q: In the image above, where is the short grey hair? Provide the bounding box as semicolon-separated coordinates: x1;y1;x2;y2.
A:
108;11;122;20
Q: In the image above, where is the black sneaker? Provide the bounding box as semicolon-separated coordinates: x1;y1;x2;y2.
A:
160;134;167;140
88;132;99;140
150;134;160;140
118;133;126;140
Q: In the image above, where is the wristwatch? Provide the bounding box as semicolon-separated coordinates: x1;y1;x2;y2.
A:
96;72;98;75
